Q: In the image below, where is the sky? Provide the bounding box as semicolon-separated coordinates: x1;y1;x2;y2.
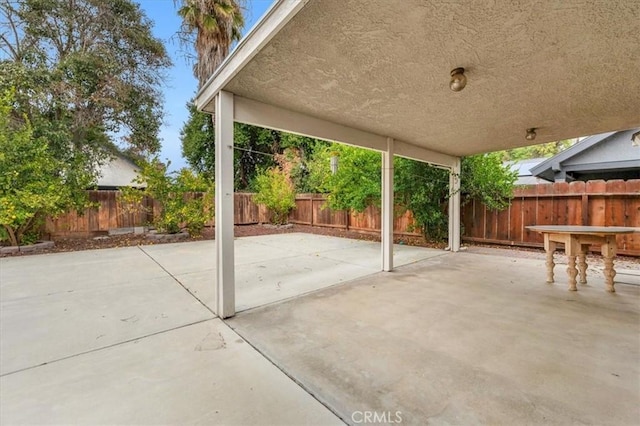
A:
137;0;274;171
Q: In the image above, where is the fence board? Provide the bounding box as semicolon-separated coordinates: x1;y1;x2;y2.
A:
462;179;640;256
509;198;523;243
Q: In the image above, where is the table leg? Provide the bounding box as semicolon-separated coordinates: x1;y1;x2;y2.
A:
601;236;617;293
566;235;580;291
544;235;556;284
567;255;578;291
577;244;588;284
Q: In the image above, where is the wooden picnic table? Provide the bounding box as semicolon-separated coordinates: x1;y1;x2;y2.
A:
526;226;638;292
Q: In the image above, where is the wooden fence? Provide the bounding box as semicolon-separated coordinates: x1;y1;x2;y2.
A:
461;180;640;256
46;191;155;237
45;191;421;237
288;194;421;236
45;180;639;256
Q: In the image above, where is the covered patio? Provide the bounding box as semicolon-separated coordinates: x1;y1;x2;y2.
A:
195;0;640;318
1;237;638;424
229;251;640;425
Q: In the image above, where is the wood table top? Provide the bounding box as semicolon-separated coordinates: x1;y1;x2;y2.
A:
526;225;638;235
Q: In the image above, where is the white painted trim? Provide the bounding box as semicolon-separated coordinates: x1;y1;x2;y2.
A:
215;91;236;318
382;138;394;272
234;96;457;167
234;96;387;151
196;0;309;112
394;140;457;168
448;158;462;252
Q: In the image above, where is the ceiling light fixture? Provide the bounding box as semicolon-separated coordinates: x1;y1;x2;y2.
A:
449;67;467;92
525;128;537;141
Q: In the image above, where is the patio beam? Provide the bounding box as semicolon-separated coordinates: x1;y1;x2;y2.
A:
448;158;462;252
234;96;387;152
235;96;457;168
394;140;457;169
382;138;394;271
215;90;236;318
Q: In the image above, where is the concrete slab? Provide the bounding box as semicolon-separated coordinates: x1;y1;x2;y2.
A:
234;237;309;266
0;246;167;300
136;240;215;276
173;268;216;308
235;252;374;312
142;233;442;314
317;242;446;269
240;233;362;255
0;319;341;425
1;250;214;375
229;252;640;425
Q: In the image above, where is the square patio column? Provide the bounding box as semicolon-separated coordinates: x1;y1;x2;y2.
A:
448;158;461;252
215;91;235;318
381;137;394;271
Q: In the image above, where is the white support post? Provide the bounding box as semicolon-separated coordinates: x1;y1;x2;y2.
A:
448;158;462;252
215;91;235;318
382;137;394;271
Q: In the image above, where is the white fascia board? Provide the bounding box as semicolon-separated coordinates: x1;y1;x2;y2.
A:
234;96;459;167
394;140;458;169
234;96;388;151
195;0;309;113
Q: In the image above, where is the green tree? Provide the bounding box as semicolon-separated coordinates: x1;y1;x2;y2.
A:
180;99;328;190
502;140;575;161
394;158;451;239
308;144;516;240
253;167;296;225
307;145;381;212
180;100;277;189
1;0;171;164
0;89;92;246
395;153;517;239
120;158;214;235
176;0;244;88
461;152;517;210
181;101;216;179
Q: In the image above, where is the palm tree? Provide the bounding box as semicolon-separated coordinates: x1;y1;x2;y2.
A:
176;0;244;88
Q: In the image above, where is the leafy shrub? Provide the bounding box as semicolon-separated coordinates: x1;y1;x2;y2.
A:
0;89;93;246
307;145;381;212
306;143;516;241
119;159;214;235
253;167;296;225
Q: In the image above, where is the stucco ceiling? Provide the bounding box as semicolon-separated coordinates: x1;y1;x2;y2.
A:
214;0;640;157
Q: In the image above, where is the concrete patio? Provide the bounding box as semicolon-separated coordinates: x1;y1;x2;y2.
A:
1;233;638;425
0;233;437;425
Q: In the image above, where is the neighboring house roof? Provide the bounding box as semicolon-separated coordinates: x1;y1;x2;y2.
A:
96;155;144;189
505;158;547;185
530;128;640;182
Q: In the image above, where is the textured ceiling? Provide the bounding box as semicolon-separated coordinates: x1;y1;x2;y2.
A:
222;0;640;156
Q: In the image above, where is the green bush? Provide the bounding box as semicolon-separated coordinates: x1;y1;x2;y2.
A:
119;159;214;235
253;167;296;225
0;89;93;246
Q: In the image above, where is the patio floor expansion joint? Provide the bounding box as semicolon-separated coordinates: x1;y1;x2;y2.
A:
225;319;349;425
138;245;218;317
0;318;215;378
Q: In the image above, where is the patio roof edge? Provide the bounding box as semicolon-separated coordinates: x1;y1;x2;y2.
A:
195;0;309;113
234;95;457;167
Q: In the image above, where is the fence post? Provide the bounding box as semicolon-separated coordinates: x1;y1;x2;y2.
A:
310;197;314;226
